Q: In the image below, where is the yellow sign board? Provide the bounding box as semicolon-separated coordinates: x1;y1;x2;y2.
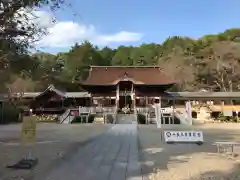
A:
21;117;36;144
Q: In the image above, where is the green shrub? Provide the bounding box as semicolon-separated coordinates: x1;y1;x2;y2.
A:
229;116;240;123
106;114;114;123
218;112;239;123
0;103;21;124
36;115;57;122
88;115;95;123
232;116;238;123
137;114;146;124
71;116;82;123
71;115;95;123
219;112;227;122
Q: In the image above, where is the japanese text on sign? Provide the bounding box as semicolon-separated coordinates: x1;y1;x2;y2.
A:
21;117;36;144
164;131;203;142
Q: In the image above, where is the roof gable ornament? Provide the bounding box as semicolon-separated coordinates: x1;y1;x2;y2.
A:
123;72;129;81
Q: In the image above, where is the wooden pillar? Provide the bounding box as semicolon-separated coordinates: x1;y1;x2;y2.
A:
145;96;148;106
145;96;148;124
116;84;119;112
237;111;239;122
133;93;136;113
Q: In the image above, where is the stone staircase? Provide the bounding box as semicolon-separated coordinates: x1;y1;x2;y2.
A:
58;109;74;124
116;114;137;124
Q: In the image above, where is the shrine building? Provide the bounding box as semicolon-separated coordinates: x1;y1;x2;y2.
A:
13;66;240;124
80;66;175;113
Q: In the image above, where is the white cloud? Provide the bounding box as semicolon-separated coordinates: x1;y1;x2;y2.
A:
12;8;55;43
37;21;96;47
14;8;55;29
95;31;144;45
32;10;143;48
32;10;55;28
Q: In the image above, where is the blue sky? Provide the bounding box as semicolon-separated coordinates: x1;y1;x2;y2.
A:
35;0;240;53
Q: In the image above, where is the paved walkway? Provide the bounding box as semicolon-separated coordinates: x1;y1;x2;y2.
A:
43;124;142;180
116;114;137;124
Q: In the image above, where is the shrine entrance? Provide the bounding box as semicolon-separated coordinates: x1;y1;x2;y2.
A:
118;81;133;113
119;95;132;113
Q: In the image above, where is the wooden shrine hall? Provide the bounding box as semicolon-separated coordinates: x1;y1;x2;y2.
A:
23;66;175;114
81;66;175;113
19;66;240;116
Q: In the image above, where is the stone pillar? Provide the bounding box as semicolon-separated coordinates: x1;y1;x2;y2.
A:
171;99;176;124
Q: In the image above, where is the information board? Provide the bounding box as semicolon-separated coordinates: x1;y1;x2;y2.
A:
21;117;36;144
164;131;203;143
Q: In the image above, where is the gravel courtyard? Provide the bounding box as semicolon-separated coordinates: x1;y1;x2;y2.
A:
0;123;111;180
1;123;240;180
138;124;240;180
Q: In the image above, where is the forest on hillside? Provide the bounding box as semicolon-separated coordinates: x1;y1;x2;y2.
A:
2;28;240;93
1;1;240;93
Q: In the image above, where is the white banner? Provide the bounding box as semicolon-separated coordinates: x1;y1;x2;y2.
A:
155;102;161;129
164;131;203;142
185;101;192;125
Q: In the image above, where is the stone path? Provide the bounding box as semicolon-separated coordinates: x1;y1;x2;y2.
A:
116;114;137;124
41;124;142;180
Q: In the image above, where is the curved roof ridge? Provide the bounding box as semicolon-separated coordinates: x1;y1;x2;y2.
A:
82;66;175;86
90;65;163;68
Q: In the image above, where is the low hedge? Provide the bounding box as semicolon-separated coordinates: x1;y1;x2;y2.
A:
71;115;95;123
36;115;58;122
0;103;22;124
106;114;114;123
137;114;146;124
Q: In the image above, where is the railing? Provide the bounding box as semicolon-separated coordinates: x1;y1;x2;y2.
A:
136;105;193;125
102;107;117;113
160;107;173;114
79;106;117;114
173;110;192;125
119;91;132;96
79;107;97;114
136;106;173;114
136;107;149;113
59;109;71;123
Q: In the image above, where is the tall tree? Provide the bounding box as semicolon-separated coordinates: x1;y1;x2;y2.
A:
111;46;134;66
99;47;116;66
196;41;240;91
64;42;104;82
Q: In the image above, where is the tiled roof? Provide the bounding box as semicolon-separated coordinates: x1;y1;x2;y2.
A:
82;66;176;86
8;85;91;99
65;92;90;98
164;92;240;99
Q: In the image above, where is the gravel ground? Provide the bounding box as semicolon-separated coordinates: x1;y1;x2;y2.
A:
138;124;240;180
0;123;111;180
2;123;240;180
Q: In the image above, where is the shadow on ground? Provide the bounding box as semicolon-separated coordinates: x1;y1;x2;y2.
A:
186;164;240;180
138;124;240;179
0;124;111;180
